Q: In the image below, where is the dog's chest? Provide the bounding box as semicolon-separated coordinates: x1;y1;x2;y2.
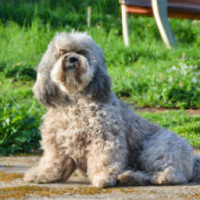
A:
56;102;122;161
56;104;104;159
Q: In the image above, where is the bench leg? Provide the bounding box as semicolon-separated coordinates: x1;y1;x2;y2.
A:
121;5;129;47
151;0;175;49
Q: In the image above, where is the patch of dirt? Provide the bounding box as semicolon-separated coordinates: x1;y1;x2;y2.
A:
135;107;200;116
186;109;200;116
135;107;173;113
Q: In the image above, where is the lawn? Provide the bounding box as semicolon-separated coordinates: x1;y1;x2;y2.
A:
0;0;200;155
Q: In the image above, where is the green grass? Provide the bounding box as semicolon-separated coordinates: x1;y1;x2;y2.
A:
137;110;200;147
0;0;120;29
0;0;200;154
1;19;200;109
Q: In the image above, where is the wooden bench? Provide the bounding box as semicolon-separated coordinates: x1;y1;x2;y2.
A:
119;0;200;48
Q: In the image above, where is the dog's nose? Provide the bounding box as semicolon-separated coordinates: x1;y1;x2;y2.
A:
69;57;79;64
64;56;79;73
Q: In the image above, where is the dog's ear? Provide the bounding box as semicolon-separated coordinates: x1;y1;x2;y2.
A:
84;65;112;102
33;45;70;108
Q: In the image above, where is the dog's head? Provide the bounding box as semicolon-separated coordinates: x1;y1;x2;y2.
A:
34;32;111;108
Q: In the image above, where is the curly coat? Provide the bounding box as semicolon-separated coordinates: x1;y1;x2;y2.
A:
24;32;200;187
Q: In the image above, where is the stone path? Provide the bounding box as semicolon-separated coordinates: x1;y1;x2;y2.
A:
0;152;200;200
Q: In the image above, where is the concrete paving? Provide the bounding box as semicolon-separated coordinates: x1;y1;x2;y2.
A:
0;150;200;200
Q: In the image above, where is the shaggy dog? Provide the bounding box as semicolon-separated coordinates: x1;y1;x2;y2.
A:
24;32;200;187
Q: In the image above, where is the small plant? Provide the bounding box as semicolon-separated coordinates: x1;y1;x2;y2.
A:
0;103;41;155
4;62;36;81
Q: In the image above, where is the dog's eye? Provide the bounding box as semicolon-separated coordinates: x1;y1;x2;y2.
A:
77;50;87;56
59;49;71;56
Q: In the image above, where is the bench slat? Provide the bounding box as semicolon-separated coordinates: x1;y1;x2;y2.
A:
119;0;151;7
168;0;200;7
120;0;200;11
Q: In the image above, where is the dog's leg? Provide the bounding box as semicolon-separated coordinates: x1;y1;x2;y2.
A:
87;144;127;188
117;168;187;186
138;134;194;185
149;166;187;185
87;161;123;188
117;170;150;185
24;153;75;183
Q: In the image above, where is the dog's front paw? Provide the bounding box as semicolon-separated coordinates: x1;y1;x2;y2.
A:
24;168;39;183
92;176;117;188
24;168;52;183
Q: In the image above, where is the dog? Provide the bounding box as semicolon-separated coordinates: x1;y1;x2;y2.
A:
24;32;200;187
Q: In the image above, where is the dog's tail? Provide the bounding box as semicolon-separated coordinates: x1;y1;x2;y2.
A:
192;153;200;182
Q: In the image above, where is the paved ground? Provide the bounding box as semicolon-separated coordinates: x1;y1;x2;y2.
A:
1;151;200;200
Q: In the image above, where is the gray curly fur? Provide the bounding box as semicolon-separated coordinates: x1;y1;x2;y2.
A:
24;31;200;187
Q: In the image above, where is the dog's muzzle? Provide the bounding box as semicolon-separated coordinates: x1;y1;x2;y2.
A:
63;55;80;73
